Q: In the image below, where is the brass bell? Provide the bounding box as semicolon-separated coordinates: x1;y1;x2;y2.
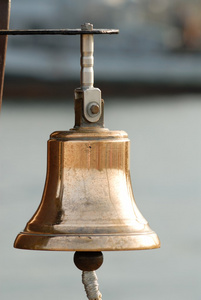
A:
14;23;160;252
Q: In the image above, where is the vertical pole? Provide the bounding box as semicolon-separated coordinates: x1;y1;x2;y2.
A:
0;0;11;110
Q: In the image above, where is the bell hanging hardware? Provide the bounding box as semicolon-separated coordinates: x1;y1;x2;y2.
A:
1;2;160;298
10;23;160;252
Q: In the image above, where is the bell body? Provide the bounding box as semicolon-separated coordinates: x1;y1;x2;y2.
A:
14;129;160;251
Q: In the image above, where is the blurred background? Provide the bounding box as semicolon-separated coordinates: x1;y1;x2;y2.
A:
3;0;201;97
1;0;201;299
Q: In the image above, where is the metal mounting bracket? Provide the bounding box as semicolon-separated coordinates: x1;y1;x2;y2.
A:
0;21;119;125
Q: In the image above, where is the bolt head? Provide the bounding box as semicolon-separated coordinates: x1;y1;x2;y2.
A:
81;23;93;31
90;104;100;115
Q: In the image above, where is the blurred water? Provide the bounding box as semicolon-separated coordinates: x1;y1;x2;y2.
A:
0;96;201;300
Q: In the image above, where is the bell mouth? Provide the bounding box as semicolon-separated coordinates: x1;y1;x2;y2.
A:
14;231;160;251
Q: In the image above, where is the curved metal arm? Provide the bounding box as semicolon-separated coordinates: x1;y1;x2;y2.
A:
0;0;11;110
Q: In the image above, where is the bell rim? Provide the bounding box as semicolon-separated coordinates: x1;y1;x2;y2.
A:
14;231;160;251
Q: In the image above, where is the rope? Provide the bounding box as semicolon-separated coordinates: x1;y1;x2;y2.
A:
82;271;102;300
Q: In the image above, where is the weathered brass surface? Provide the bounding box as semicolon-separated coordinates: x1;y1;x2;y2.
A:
14;129;160;251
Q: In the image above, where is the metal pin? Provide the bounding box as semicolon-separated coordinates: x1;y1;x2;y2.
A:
81;23;94;89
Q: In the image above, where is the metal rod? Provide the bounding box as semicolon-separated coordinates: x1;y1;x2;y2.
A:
80;23;94;88
0;29;119;35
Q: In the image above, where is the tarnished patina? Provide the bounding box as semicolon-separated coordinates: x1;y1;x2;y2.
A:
14;129;160;251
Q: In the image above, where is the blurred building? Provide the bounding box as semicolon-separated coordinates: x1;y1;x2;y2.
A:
4;0;201;96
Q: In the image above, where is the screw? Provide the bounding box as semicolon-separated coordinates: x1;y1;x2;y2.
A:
90;104;100;115
81;23;93;31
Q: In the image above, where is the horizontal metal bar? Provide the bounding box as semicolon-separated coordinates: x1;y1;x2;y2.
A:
0;29;119;35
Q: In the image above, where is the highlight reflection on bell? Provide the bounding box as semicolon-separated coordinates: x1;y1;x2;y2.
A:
14;23;160;252
14;129;160;251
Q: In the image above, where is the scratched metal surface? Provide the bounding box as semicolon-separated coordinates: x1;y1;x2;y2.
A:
0;96;201;300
